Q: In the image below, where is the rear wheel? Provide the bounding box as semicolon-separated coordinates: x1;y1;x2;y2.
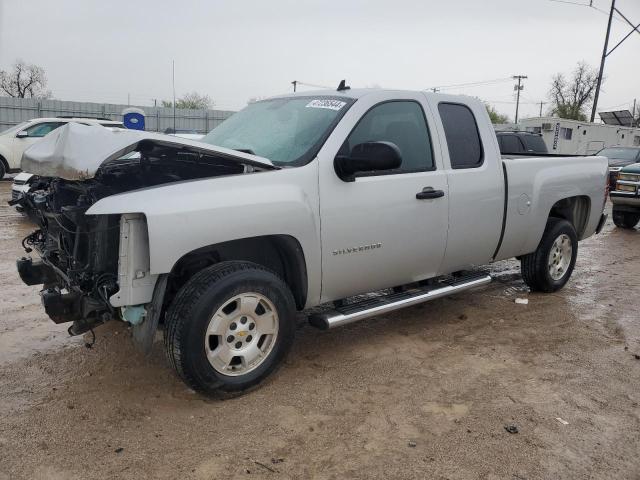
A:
0;160;6;180
612;207;640;229
164;261;296;396
521;218;578;293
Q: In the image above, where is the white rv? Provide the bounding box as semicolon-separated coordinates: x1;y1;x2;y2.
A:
519;117;640;155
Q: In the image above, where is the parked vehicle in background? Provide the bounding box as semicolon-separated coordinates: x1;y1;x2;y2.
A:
10;172;34;212
0;117;125;178
610;162;640;229
596;147;640;189
164;127;204;141
15;89;608;396
496;131;548;156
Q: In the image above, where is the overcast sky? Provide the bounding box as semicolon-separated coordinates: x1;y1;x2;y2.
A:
0;0;638;120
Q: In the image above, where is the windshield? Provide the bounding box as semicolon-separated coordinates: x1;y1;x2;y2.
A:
0;121;30;135
201;96;353;166
598;147;639;162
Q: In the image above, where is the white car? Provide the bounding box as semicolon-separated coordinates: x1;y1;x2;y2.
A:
0;117;124;178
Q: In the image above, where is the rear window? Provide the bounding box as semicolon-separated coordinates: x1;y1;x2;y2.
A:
523;135;547;153
438;103;483;169
499;134;524;153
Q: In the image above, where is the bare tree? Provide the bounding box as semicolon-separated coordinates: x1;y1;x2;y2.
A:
162;91;213;109
548;62;598;121
0;60;52;98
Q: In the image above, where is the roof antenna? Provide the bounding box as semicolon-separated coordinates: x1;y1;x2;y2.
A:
337;79;350;91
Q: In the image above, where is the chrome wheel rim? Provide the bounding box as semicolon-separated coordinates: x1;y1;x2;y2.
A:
548;234;572;281
204;292;279;376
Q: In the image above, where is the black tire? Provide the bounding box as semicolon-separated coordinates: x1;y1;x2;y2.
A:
164;261;296;397
521;218;578;293
0;160;6;180
612;207;640;229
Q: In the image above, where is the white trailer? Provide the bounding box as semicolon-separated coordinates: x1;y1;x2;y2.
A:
519;117;640;155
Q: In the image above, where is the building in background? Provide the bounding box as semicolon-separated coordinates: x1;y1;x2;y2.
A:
518;117;640;155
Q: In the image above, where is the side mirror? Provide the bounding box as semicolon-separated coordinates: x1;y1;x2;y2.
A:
16;130;29;138
334;141;402;181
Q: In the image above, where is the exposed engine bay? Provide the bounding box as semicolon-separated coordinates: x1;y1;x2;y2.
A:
16;141;269;335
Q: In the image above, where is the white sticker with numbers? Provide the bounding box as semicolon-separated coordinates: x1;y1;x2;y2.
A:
305;99;347;111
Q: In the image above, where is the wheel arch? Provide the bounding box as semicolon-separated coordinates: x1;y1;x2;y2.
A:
0;153;9;175
548;195;591;239
166;235;308;311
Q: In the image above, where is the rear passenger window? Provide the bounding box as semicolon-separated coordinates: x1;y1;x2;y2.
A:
523;135;548;153
438;103;483;168
500;135;524;153
343;101;434;172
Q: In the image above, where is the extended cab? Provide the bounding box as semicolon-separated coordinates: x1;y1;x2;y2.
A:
15;89;608;395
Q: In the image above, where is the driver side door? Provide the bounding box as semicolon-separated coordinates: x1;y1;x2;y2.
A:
318;94;449;302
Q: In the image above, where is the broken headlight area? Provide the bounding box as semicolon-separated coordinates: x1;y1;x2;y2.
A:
18;178;121;335
16;142;267;334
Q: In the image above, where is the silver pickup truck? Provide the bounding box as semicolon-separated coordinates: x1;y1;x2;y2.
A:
15;89;608;395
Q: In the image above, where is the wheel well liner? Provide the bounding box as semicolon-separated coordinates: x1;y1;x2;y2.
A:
167;235;308;310
548;195;590;239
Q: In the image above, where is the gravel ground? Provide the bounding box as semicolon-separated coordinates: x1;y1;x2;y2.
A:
0;180;639;480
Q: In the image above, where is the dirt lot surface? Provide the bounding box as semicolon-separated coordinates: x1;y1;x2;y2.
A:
1;179;639;480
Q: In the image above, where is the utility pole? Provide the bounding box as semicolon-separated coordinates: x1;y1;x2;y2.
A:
292;80;297;92
539;101;546;117
512;75;527;124
172;60;176;133
633;98;637;127
591;0;616;122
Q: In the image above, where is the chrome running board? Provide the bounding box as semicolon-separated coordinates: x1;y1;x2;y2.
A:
308;272;492;330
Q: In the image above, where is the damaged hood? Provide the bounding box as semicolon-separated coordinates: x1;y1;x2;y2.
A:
21;122;276;180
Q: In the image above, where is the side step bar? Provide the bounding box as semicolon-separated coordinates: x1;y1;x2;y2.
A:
309;273;492;330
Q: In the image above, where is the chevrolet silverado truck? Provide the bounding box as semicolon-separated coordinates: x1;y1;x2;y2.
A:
14;89;608;396
610;162;640;228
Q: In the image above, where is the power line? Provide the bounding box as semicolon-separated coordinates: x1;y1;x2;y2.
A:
425;77;512;91
296;81;333;90
546;0;628;23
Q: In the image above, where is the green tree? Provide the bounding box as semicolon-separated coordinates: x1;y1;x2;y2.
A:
162;92;213;109
548;62;598;121
485;104;509;124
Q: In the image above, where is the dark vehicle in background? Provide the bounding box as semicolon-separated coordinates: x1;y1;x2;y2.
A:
496;131;548;156
596;147;640;189
610;162;640;229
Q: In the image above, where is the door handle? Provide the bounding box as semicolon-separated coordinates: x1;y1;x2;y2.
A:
416;187;445;200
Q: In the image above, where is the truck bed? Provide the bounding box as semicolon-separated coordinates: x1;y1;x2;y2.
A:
495;155;607;261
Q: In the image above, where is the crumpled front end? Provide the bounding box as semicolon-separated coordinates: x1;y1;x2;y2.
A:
17;176;123;334
15;122;275;336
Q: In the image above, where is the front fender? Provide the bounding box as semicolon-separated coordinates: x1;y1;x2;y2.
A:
86;164;322;305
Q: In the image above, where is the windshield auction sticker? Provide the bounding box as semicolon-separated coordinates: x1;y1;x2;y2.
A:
305;99;347;111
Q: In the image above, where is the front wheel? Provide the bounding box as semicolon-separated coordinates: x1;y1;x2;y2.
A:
612;207;640;229
521;218;578;293
164;261;296;396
